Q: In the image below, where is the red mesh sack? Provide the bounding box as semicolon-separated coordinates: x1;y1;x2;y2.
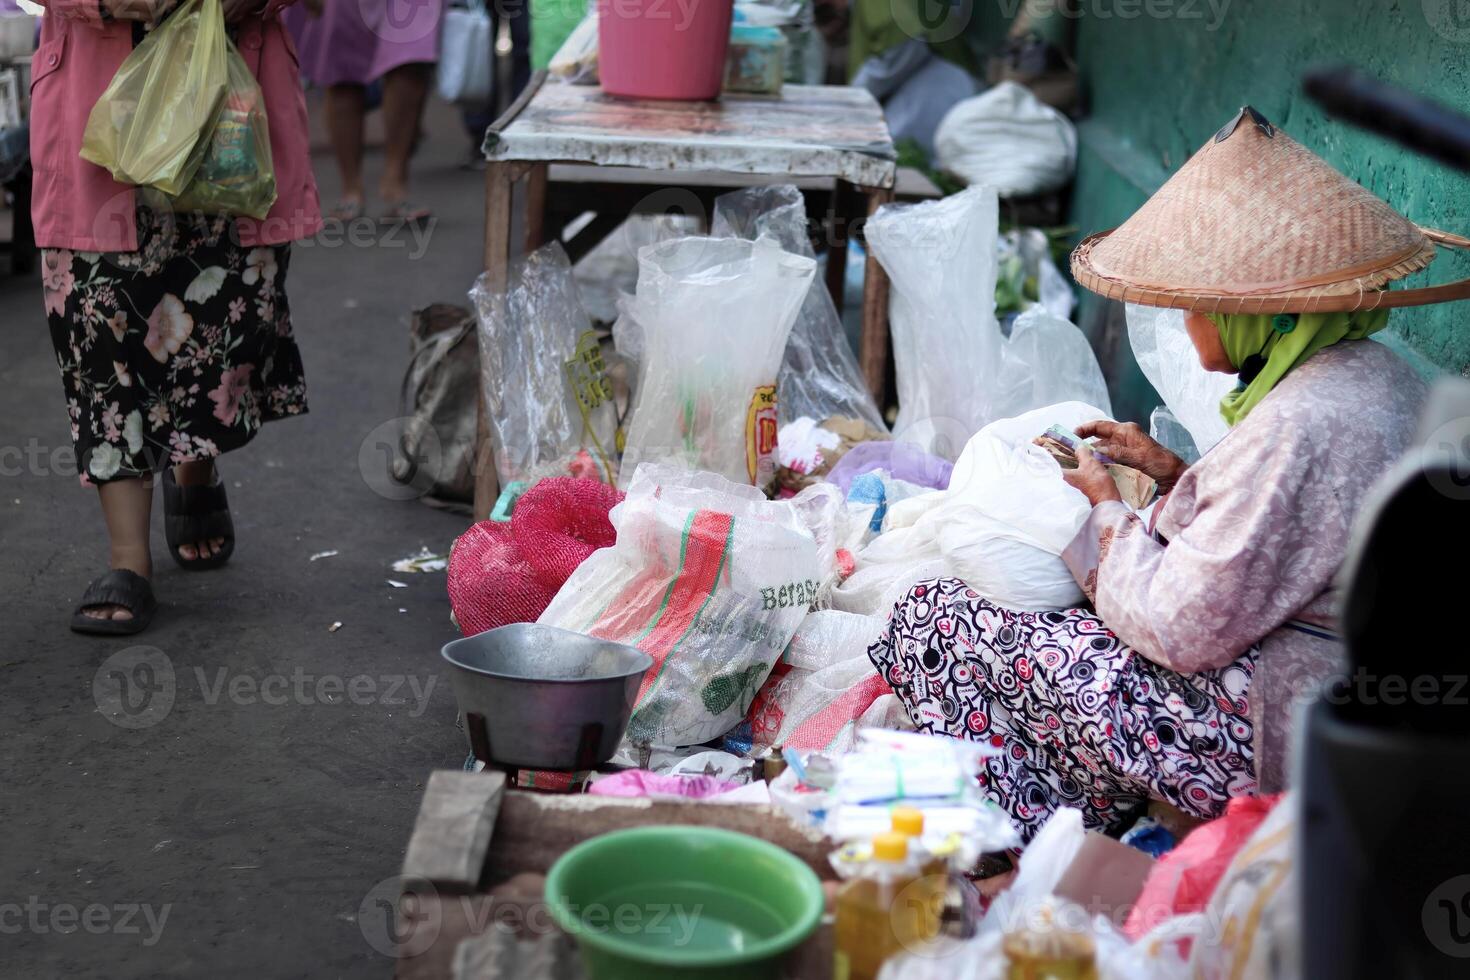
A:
447;520;558;637
510;478;623;589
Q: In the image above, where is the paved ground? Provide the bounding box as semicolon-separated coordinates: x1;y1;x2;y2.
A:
2;98;492;977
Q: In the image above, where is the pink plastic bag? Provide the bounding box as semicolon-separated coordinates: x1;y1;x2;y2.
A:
587;770;742;800
1124;793;1284;941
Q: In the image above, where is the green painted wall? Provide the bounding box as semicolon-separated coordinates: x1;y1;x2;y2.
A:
1061;0;1470;422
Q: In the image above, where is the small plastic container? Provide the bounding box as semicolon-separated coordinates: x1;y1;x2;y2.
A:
597;0;735;101
1002;901;1099;980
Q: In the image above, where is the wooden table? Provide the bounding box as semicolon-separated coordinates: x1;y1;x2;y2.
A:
475;78;900;517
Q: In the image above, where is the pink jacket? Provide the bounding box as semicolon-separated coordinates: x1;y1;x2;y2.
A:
30;0;322;251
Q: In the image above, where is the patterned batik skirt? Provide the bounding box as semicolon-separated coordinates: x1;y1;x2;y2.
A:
42;207;308;484
868;577;1258;841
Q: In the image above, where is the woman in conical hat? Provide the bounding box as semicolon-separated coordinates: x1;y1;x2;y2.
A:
867;107;1455;840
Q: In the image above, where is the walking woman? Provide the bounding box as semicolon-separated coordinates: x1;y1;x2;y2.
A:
869;108;1453;840
32;0;322;633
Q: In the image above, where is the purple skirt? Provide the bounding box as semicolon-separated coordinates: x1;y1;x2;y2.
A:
284;0;444;87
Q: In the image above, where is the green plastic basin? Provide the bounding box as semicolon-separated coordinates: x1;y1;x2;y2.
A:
544;825;825;980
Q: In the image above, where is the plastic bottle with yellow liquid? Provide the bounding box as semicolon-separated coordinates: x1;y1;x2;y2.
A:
833;832;937;980
888;806;948;940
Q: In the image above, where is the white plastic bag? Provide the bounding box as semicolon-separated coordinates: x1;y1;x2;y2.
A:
471;242;619;485
711;185;887;431
833;402;1109;614
1126;304;1234;456
934;81;1078;197
538;464;821;750
617;237;816;489
437;1;494;105
868;186;1005;460
996;307;1113;420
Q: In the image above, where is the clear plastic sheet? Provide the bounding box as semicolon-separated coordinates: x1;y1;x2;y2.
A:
711;184;888;431
868;186;1005;460
470;241;619;486
1148;406;1202;465
537;464;821;750
996;306;1113;420
616;236;816;489
80;0;229;195
1126;304;1235;456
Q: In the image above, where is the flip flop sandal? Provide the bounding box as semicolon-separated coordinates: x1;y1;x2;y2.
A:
163;466;236;570
71;569;158;636
382;200;432;224
328;199;365;222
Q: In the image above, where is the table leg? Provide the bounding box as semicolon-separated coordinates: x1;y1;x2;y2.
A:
474;162;517;520
857;185;895;407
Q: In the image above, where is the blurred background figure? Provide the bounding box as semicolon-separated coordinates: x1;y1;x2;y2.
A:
286;0;444;222
457;0;531;167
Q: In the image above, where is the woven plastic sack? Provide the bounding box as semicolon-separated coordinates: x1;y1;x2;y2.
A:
934;80;1078;197
80;0;229;195
711;185;886;432
868;186;1004;460
616;237;816;489
171;41;276;219
746;610;895;752
472;242;619;486
448;478;621;636
538;464;821;749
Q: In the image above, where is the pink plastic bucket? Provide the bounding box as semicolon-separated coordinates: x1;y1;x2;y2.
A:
597;0;735;101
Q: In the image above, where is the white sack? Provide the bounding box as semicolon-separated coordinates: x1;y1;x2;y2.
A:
935;81;1078;197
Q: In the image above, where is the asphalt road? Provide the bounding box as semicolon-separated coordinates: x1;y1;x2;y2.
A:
2;98;491;977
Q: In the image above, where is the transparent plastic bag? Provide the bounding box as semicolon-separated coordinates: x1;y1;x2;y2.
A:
617;236;816;489
995;306;1113;420
1148;406;1201;465
868;186;1005;460
170;43;276;219
80;0;229;195
471;241;619;486
537;464;821;750
996;227;1075;321
1126;304;1235;455
711;185;887;432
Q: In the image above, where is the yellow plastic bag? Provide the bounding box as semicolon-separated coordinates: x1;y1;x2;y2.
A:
170;42;277;220
79;0;230;196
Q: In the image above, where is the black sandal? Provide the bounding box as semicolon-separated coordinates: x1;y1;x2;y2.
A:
71;569;158;636
163;466;235;570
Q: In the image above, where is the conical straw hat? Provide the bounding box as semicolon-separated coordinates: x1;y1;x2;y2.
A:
1071;106;1470;313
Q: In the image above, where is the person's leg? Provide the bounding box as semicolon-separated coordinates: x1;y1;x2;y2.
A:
325;83;368;213
869;578;1151;838
85;477;154;621
380;62;433;207
505;0;533;99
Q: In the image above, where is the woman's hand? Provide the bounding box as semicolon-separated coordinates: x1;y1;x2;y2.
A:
102;0;176;21
222;0;268;22
1074;420;1188;491
1061;443;1123;507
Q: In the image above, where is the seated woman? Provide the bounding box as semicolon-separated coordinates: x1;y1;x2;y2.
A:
868;107;1448;839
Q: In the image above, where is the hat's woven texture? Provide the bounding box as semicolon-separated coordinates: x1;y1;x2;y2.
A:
1072;111;1440;312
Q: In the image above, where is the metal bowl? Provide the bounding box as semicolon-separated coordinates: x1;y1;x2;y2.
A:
441;623;652;772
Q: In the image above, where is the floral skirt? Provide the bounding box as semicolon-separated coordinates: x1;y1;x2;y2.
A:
43;208;308;483
868;578;1258;841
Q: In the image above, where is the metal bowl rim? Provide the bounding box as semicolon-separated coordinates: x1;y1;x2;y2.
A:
439;635;654;686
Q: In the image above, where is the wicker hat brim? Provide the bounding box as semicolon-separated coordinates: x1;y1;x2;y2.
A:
1071;226;1470;314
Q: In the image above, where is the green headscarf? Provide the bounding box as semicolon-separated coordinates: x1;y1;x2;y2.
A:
1207;310;1390;426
